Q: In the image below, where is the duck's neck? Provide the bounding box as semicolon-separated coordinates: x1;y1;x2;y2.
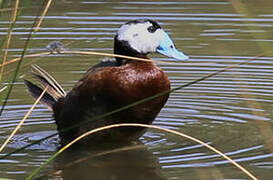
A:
114;35;148;66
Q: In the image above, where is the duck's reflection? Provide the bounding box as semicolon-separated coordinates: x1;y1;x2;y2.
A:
49;141;165;180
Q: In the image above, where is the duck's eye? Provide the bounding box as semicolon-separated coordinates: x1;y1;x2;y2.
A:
147;26;157;33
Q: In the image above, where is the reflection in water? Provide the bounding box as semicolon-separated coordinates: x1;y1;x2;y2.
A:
49;142;165;180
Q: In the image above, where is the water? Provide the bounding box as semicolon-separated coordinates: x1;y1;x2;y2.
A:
1;0;273;179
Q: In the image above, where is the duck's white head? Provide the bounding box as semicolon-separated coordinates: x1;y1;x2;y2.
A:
114;19;188;61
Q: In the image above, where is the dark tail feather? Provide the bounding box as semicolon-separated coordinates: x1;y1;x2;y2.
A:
31;64;66;97
24;65;66;110
24;80;56;110
31;72;63;100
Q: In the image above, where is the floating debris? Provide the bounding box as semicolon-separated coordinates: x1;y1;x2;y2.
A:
46;41;65;54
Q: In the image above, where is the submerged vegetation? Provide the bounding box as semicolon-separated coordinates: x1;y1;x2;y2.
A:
0;0;272;179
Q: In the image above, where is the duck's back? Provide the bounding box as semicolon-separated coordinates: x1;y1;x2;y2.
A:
53;60;170;144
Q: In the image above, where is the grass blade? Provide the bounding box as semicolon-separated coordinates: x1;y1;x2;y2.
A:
0;0;53;116
0;86;48;152
0;50;163;69
26;123;258;180
34;0;53;32
0;0;19;81
0;54;261;160
31;64;66;96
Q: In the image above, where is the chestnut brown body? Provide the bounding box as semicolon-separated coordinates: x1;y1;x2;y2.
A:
53;60;170;144
25;19;188;145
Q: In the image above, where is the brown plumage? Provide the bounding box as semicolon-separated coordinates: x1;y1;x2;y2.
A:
54;60;169;144
25;19;188;145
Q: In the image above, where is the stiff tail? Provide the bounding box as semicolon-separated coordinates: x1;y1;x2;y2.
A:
24;65;66;110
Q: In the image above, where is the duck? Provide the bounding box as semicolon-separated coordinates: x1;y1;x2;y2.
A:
25;19;188;145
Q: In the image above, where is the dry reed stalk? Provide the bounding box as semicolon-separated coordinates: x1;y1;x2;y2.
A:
0;52;51;67
0;0;19;80
0;86;48;153
0;50;158;68
1;50;262;161
27;123;258;180
0;0;54;117
0;7;15;12
61;50;155;62
34;0;53;32
2;49;272;69
0;86;7;93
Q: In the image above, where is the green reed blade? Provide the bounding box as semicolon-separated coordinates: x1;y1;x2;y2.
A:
0;0;19;81
0;52;263;161
0;0;49;116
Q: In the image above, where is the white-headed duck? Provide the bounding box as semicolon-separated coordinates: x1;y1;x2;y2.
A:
25;19;188;145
